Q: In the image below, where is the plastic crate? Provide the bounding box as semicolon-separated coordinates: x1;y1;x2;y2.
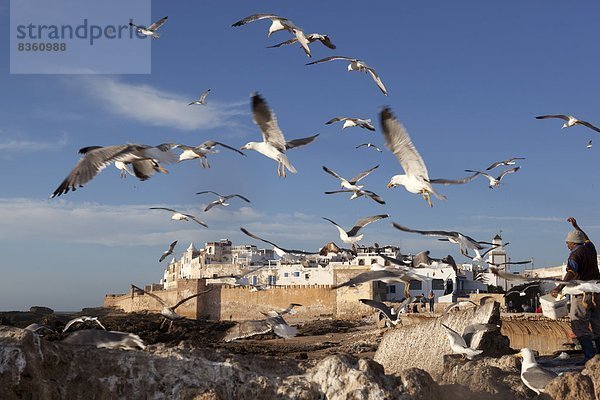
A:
539;294;568;319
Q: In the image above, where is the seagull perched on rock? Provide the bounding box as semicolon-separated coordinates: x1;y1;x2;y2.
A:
307;56;388;96
149;207;208;227
536;114;600;133
442;323;499;360
232;14;311;57
129;16;168;39
196;191;251;212
188;89;211;106
380;107;444;207
131;284;214;330
325;117;376;131
392;222;487;257
356;143;382;152
485;157;525;171
222;304;300;341
465;167;520;188
240;227;318;255
517;348;558;395
267;33;336;50
241;93;319;177
171;141;246;168
323;214;389;246
51;144;177;198
159;240;178;262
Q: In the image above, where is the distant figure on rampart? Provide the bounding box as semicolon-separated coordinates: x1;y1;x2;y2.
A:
428;291;435;313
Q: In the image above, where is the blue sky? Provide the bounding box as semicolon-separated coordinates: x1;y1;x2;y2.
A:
2;1;600;311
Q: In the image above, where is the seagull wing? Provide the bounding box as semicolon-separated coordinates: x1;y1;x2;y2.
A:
317;35;336;49
252;93;286;152
204;201;220;212
325;117;347;125
366;67;388;96
441;324;468;348
222;320;272;341
350;165;379;184
171;288;214;310
130;159;165;181
535;115;569;121
131;284;167;307
184;214;208;227
306;55;355;66
51;144;137;197
224;194;251;203
322;166;345;181
267;37;299;48
148;16;168;31
428;171;481;185
332;269;419;289
149;207;179;213
462;323;500;347
285;134;319;150
279;303;302;316
380;107;429;181
196;190;222;197
359;299;395;321
231;14;287;27
379;253;411;267
240;227;316;255
522;366;558;391
497;166;520;181
578;120;600;133
201;141;247;156
347;214;389;237
464;169;495;183
159;240;177;262
199;89;211;102
362;190;386;205
391;222;455;240
485;161;504;171
291;28;311;57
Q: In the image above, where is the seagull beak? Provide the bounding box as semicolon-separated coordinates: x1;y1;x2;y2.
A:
386;182;394;188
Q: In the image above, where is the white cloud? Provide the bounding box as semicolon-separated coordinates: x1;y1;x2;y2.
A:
0;132;68;153
79;77;248;131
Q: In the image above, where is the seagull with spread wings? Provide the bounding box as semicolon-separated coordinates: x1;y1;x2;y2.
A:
267;33;336;50
332;269;424;298
356;143;382;152
62;316;107;333
307;56;388;96
325;117;376;131
392;222;487;257
241;93;319;177
196;191;251;212
359;298;415;327
465;167;520;188
442;323;499;360
323;214;389;246
149;207;208;228
51;144;177;198
240;227;318;256
129;16;168;39
222;304;300;342
232;14;312;57
485;157;525;171
536;114;600;133
172;140;246;168
380;107;445;207
188;89;211;106
323;165;379;192
131;284;214;330
159;240;178;262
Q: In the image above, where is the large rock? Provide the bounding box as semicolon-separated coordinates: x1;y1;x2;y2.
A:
29;306;54;315
374;301;511;378
0;326;422;400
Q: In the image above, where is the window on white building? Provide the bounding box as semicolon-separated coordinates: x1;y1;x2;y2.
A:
284;272;289;277
387;285;396;293
293;272;300;277
409;280;422;290
432;279;444;290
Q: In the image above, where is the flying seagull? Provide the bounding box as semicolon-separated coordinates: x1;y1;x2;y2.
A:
62;330;146;350
51;144;177;198
323;214;389;246
517;348;558;395
159;240;178;262
324;188;385;205
465;167;520;188
196;191;251;212
222;304;300;342
332;269;424;298
536;114;600;133
392;222;486;257
325;117;376;131
231;14;311;57
306;56;388;96
188;89;211;106
129;16;168;39
587;140;593;149
62;316;107;333
359;298;415;327
171;141;246;168
442;323;499;360
240;227;318;255
267;33;336;50
241;93;319;177
131;284;214;330
356;143;382;152
149;207;208;228
323;165;379;192
380;107;445;207
485;157;525;171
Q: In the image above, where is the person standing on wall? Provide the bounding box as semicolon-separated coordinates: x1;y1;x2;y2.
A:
428;290;435;313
